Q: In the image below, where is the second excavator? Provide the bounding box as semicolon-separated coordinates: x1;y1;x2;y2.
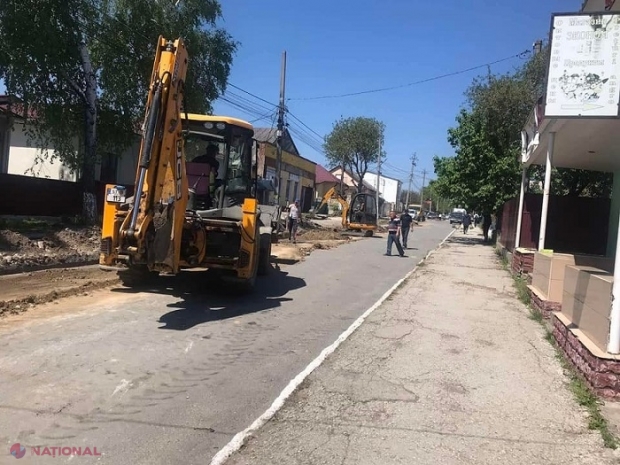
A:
315;186;378;236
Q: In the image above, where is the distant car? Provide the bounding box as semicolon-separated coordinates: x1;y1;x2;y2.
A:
426;212;439;220
449;212;464;224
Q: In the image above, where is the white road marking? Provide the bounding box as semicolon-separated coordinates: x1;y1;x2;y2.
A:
208;228;456;465
111;379;131;397
185;341;194;354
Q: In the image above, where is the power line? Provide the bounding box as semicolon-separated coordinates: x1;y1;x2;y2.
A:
227;83;278;109
289;49;531;101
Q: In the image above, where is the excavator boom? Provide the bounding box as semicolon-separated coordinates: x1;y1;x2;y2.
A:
101;36;188;273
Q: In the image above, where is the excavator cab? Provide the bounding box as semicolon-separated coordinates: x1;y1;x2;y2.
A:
182;115;255;211
348;193;377;231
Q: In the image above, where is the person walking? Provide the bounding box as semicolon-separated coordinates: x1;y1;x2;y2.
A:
399;209;413;249
462;213;471;234
385;211;405;257
482;213;492;242
287;199;300;244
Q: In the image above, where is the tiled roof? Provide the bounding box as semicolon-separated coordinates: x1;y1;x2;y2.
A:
315;164;340;184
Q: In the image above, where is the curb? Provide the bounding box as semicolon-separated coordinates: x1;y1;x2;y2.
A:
208;227;457;465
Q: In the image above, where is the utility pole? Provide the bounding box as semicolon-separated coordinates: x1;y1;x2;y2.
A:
376;136;382;222
275;51;287;207
421;169;427;212
405;153;417;208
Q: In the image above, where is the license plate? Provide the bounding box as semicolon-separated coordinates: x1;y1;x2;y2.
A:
106;186;126;203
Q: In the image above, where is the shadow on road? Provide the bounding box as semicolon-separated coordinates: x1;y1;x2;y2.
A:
110;262;306;330
446;232;495;247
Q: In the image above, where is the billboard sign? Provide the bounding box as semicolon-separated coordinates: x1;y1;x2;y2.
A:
545;13;620;117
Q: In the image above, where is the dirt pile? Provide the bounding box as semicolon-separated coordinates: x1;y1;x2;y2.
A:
0;223;100;274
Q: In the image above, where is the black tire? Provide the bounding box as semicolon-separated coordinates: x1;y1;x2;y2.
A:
364;230;374;237
258;238;272;276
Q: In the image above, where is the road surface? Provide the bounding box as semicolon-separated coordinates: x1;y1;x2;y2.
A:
0;221;452;464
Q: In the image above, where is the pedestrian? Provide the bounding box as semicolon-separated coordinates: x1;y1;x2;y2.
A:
384;211;405;257
462;213;471;234
287;199;300;244
482;213;492;242
399;209;413;249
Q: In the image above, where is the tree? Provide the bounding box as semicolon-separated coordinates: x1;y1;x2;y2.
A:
434;44;612;215
0;0;236;221
323;116;385;192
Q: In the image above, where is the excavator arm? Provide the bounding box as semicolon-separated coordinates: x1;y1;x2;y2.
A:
100;36;189;274
316;186;349;229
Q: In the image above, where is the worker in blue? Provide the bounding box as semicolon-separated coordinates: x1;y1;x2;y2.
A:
385;210;405;257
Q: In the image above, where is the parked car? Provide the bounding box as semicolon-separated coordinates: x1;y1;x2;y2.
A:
449;212;464;224
426;211;439;220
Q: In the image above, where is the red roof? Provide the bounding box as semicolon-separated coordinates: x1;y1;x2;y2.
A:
316;164;340;184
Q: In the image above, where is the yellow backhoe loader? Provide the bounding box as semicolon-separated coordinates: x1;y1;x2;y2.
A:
316;186;377;236
99;36;272;289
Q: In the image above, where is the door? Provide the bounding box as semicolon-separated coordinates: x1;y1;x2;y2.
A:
301;185;313;213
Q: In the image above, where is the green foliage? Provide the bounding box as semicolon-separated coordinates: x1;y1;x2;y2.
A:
0;0;236;192
434;44;612;214
323;116;385;191
528;166;613;197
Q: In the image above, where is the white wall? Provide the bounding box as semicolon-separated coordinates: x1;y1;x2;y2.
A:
6;121;140;185
362;172;401;204
7;122;77;181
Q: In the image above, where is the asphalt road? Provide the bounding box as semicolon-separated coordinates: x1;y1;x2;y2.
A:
0;221;452;464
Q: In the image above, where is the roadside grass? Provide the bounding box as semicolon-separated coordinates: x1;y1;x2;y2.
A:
494;245;619;449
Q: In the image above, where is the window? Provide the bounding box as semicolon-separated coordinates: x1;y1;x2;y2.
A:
294;181;299;201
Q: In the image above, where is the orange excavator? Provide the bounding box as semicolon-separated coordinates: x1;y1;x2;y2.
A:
315;186;377;236
99;37;272;289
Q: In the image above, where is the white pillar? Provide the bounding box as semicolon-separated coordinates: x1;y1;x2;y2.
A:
538;132;555;251
608;217;620;353
515;167;527;249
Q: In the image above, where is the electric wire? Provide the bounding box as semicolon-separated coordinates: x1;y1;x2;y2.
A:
288;49;532;101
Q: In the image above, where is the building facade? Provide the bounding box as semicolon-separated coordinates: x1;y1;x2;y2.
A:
253;127;316;211
362;171;402;213
0;97;138;185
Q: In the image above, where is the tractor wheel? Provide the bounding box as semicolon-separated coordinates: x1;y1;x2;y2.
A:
258;237;272;276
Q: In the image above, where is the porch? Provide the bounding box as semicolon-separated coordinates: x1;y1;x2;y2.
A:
512;10;620;396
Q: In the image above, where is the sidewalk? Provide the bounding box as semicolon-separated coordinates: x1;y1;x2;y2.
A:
222;230;620;465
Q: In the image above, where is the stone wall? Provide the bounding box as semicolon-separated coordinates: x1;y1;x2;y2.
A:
553;314;620;401
529;286;561;319
511;249;535;276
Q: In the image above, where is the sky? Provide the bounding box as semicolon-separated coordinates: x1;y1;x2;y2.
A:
0;0;580;191
211;0;579;191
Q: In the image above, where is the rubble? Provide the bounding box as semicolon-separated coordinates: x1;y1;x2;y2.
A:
0;224;100;275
